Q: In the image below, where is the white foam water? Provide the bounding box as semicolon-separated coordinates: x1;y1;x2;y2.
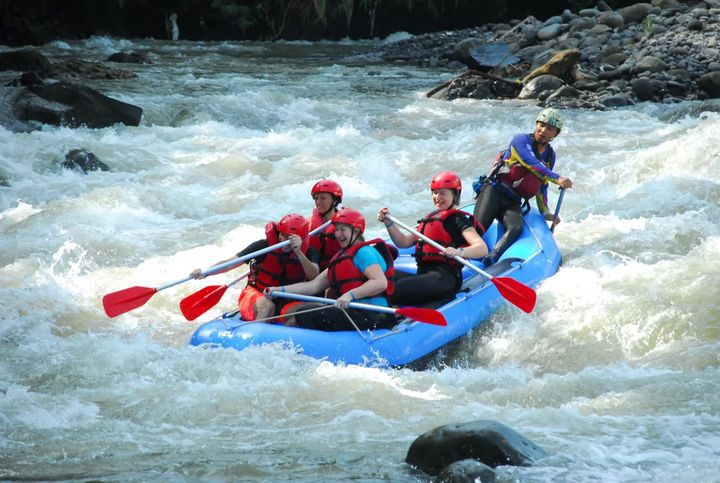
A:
1;37;719;481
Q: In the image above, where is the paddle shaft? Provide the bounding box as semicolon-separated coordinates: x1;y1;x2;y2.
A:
198;220;332;277
550;188;565;233
271;291;399;316
385;215;493;279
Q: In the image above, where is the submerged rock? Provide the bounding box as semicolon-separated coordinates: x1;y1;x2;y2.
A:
14;81;142;128
62;149;110;173
406;420;548;476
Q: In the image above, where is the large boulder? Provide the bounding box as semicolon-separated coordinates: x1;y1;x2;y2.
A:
698;72;720;98
0;50;51;73
14;81;143;128
406;420;548;476
521;49;581;84
62;149;110;173
518;74;564;99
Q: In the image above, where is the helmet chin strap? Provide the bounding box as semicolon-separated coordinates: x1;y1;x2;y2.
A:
319;199;341;218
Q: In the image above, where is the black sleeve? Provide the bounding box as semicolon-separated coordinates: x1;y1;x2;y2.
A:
236;239;269;260
305;246;320;265
444;213;474;246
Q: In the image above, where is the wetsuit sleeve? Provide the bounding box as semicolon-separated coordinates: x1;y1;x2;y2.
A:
534;147;557;214
236;239;269;259
505;133;560;182
305;246;320;265
444;213;475;246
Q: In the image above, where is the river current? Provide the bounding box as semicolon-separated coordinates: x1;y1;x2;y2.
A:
1;36;719;482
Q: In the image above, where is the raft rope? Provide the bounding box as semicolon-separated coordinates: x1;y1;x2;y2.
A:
249;303;371;343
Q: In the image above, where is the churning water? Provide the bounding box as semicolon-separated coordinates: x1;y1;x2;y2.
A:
1;36;719;481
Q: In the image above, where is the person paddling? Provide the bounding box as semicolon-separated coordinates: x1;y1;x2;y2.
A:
189;214;319;322
473;108;573;265
377;171;488;306
308;179;343;271
264;208;396;331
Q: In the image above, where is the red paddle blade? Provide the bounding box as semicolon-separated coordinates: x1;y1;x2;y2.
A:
179;284;228;321
491;277;537;313
396;307;447;326
102;286;158;318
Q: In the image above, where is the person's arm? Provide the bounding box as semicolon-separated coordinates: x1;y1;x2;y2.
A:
442;215;488;259
507;134;560;181
288;234;320;280
190;239;267;278
377;207;417;248
335;263;387;309
264;268;330;297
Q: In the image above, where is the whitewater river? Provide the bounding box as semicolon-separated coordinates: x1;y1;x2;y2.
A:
1;36;719;482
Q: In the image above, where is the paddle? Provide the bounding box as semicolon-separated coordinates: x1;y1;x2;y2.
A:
270;291;447;326
179;272;249;321
177;220;334;321
103;238;300;318
550;188;565;233
385;214;537;314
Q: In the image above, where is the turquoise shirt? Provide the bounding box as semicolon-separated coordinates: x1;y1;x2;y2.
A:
351;245;389;307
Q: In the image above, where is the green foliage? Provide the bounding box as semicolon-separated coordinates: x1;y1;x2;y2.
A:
211;0;262;31
640;15;654;37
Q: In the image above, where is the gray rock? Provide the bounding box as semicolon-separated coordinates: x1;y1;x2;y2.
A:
698;71;720;97
631;77;655;100
537;24;562;41
634;56;668;73
406;420;548;476
518;74;565;99
62;149;110;173
600;94;632;107
436;459;496;483
597;11;625;29
619;3;654;23
13;81;143;128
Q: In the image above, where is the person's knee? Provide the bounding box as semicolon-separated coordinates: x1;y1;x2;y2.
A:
254;298;275;319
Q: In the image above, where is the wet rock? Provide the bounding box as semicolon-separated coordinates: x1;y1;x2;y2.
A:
0;175;9;187
521;49;581;84
518;74;564;99
0;50;51;73
436;459;496;483
62;149;110;173
106;51;153;64
48;59;137;80
698;71;720;97
14;81;143;128
631;77;655;100
406;420;548;476
618;3;654;24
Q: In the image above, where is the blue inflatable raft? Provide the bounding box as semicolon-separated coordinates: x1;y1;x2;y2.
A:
188;207;562;368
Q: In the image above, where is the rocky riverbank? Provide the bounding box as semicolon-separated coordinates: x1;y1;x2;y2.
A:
375;0;720;109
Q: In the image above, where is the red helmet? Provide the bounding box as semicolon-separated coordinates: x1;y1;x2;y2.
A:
311;179;343;201
277;213;309;239
430;171;462;192
331;207;365;233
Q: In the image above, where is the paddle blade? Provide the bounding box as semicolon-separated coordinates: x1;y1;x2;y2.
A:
102;286;158;318
396;307;447;326
179;284;228;321
491;277;537;313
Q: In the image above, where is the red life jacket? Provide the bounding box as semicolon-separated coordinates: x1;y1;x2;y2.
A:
327;238;396;299
247;222;309;290
498;144;555;200
415;209;473;271
308;209;342;271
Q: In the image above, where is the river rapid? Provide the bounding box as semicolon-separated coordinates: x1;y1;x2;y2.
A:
1;36;719;482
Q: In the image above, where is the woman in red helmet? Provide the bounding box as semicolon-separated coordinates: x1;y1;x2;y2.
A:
189;213;320;321
264;208;396;331
377;171;488;306
308;179;343;271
